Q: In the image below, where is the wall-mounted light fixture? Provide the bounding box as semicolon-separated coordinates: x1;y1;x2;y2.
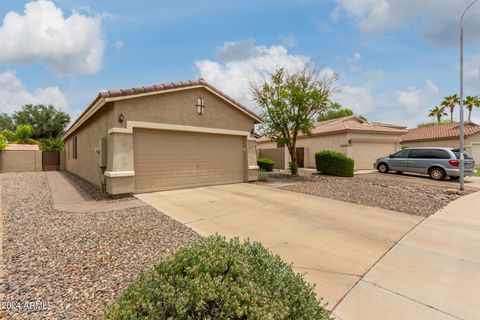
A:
118;113;125;124
196;97;205;115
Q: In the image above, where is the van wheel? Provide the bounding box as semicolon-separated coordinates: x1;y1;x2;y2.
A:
429;167;446;180
377;163;389;173
449;176;460;180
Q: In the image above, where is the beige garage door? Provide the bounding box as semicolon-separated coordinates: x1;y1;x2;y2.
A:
133;129;245;193
352;142;397;170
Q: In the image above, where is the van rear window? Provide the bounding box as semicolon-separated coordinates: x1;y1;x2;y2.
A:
452;150;472;159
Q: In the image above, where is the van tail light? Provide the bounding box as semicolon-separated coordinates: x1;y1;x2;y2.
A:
448;160;459;167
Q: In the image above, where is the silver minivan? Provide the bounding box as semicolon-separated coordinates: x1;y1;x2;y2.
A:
374;147;475;180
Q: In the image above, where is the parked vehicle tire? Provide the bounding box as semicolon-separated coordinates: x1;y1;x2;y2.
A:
429;167;446;180
377;163;389;173
449;176;460;180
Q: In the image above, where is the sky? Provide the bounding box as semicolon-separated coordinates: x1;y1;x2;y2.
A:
1;0;480;127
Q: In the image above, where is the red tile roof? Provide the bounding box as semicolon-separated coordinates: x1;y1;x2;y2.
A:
257;116;407;143
5;144;39;151
401;121;480;143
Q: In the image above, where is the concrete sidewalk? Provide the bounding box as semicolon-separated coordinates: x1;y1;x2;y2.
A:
334;190;480;320
47;171;144;212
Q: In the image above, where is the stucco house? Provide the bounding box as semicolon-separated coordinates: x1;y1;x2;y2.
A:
62;79;261;195
401;121;480;165
257;116;407;170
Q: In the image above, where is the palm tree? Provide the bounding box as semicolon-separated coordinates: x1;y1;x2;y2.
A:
464;95;480;121
441;94;460;121
428;106;448;124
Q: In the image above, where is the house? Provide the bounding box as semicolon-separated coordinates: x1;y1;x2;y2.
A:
62;79;261;195
257;116;407;170
401;121;480;165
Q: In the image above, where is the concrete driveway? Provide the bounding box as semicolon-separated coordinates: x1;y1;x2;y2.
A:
136;183;422;310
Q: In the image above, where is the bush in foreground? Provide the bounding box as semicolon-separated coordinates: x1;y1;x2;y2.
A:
315;150;354;177
257;157;275;171
103;236;331;320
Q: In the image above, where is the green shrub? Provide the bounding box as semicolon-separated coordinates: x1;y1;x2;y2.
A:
288;161;298;175
40;137;65;151
103;236;331;320
258;168;268;182
315;150;354;177
14;124;34;140
257;157;275;171
0;134;6;151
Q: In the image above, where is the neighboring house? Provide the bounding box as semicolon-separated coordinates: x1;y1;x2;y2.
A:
401;121;480;166
257;116;407;170
62;79;261;195
0;144;42;172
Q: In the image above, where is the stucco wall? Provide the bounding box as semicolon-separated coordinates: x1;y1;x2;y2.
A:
0;150;42;172
258;132;402;170
65;104;113;187
113;87;254;132
258;147;288;169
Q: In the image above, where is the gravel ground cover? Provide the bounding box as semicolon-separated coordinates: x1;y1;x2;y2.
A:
0;172;201;319
265;172;475;216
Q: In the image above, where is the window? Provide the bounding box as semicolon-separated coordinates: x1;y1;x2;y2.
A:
73;135;78;159
452;149;472;159
408;149;428;158
391;149;409;158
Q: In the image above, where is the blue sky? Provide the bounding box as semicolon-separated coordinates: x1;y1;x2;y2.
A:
1;0;480;127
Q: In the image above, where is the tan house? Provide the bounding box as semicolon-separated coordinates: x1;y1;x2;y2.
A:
401;121;480;165
257;116;407;170
62;79;261;195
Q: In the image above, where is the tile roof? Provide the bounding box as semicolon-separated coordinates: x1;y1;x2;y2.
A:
95;79;260;121
5;144;39;151
401;121;480;143
257;116;407;143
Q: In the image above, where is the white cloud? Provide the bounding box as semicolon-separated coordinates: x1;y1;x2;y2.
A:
352;51;361;62
335;85;375;114
0;0;104;75
114;40;124;50
0;70;69;114
195;39;310;109
334;0;480;46
465;53;480;88
330;6;341;22
395;80;439;116
279;34;298;48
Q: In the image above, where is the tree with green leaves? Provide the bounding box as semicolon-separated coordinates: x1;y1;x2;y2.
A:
251;66;337;175
441;94;460;121
317;105;353;121
464;95;480;121
0;134;6;151
428;106;448;124
12;104;70;139
0;113;14;131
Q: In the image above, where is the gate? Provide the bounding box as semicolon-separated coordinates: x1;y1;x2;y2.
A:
42;151;60;171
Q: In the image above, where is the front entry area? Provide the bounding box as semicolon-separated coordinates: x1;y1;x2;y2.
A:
133;129;246;193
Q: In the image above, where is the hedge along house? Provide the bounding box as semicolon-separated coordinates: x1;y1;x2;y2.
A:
257;116;407;170
62;79;262;195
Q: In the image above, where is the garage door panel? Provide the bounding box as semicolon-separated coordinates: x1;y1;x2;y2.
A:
352;142;397;170
134;130;245;193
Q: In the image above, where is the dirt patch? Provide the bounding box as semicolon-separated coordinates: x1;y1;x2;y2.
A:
271;172;476;216
0;172;201;319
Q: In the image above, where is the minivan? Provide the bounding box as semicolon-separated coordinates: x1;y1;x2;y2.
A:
373;147;475;180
